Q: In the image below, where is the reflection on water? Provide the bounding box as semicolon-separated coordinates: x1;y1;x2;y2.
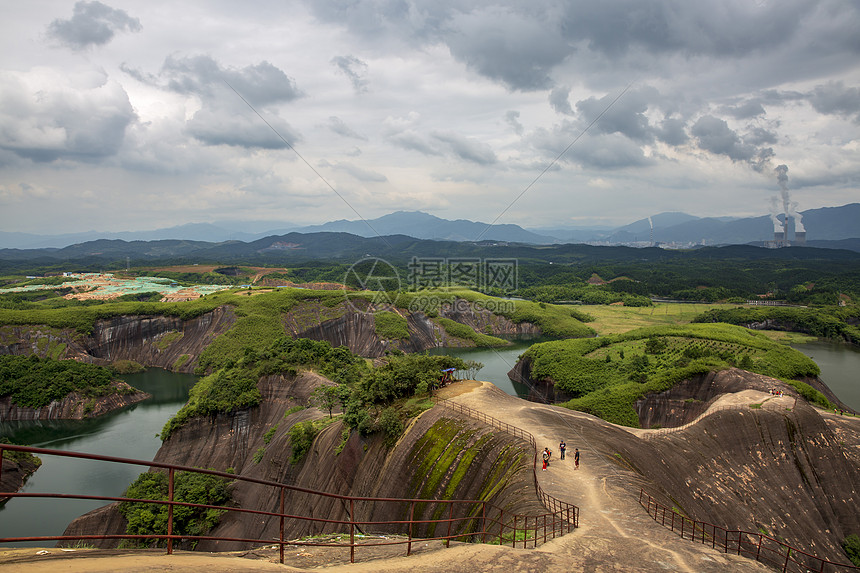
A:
792;340;860;411
0;369;197;546
426;337;551;399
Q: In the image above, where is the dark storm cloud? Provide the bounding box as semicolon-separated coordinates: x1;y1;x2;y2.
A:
575;86;658;143
691;115;755;162
47;1;141;50
568;133;652;169
432;131;498;165
655;117;688;146
744;126;778;146
328;116;368;140
161;55;302;106
720;101;767;119
555;0;809;58
809;81;860;121
307;1;860;95
331;55;369;94
549;86;573;115
445;8;571;91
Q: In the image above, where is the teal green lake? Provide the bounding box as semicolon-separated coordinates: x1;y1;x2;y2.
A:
0;369;197;547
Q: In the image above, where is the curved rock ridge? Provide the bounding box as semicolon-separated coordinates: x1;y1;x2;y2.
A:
62;374;542;551
0;381;149;421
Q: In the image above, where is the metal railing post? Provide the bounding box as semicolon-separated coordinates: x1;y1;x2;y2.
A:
446;504;453;548
513;515;518;547
350;499;355;563
407;500;415;556
499;509;504;545
279;488;285;564
166;468;175;554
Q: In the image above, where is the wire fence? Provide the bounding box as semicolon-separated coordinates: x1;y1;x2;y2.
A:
638;489;859;572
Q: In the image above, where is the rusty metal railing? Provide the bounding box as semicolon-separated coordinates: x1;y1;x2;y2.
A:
638;489;859;572
433;397;580;532
0;401;577;564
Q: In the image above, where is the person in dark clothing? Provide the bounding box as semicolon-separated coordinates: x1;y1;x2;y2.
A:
574;448;580;469
559;440;566;460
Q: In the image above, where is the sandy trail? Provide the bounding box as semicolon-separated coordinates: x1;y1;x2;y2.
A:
1;381;770;572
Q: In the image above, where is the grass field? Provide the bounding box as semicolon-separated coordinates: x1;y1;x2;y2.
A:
580;303;821;343
579;303;737;335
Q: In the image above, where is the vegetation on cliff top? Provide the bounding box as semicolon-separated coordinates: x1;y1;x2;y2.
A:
0;354;139;409
118;469;233;547
523;323;823;426
694;305;860;344
162;337;366;439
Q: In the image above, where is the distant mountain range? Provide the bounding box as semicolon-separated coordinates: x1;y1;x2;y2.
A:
1;204;858;250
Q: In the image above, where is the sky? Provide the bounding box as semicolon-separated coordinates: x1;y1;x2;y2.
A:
1;0;859;235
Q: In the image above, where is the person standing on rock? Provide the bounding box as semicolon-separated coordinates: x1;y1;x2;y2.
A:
559;440;566;460
574;448;580;470
542;448;550;471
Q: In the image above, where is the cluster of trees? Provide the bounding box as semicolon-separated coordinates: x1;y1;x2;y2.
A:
517;284;651;306
118;469;233;548
695;306;860;344
0;355;132;409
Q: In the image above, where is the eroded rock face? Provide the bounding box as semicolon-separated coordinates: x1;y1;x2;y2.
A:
62;372;541;551
615;401;860;564
0;455;40;503
0;381;149;421
0;306;237;373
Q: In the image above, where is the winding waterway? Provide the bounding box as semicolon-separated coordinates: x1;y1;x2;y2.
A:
0;369;197;547
792;340;860;411
1;337;857;546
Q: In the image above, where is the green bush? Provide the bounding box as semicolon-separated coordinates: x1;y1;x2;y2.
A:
288;420;319;464
118;470;232;546
843;534;860;566
435;317;508;347
0;355;129;408
374;311;410;340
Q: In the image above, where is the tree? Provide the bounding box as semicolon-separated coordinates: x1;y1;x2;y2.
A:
310;384;342;418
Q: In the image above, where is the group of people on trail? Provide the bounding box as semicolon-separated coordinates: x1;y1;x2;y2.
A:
542;440;579;470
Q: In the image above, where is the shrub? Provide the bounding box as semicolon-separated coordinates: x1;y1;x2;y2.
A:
843;534;860;566
288;420;319;464
374;311;410;340
118;470;232;547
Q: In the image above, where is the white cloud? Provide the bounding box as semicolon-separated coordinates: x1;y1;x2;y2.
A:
0;1;858;233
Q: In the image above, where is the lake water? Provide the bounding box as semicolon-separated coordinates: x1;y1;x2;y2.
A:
2;337;858;545
427;337;549;399
791;340;860;411
0;369;197;547
431;337;860;411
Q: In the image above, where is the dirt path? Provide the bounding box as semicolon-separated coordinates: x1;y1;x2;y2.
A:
1;381;770;572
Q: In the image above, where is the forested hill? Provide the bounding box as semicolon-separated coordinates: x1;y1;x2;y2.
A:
2;232;860;268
